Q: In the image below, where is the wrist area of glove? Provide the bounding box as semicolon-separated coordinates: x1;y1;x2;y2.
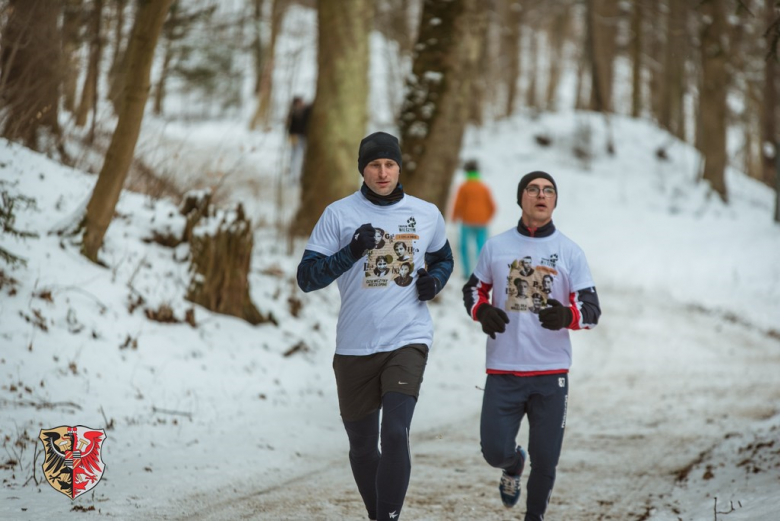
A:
563;307;576;328
346;242;363;261
475;303;492;322
431;276;441;296
343;241;369;264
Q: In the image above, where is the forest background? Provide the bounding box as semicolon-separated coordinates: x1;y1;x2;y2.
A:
0;0;779;243
1;0;780;520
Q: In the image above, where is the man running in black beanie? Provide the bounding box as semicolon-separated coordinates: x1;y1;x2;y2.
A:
297;131;454;521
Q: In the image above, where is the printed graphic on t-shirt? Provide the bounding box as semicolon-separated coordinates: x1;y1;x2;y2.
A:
505;255;558;313
364;231;419;288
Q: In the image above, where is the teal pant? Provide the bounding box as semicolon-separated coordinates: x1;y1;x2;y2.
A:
459;224;488;277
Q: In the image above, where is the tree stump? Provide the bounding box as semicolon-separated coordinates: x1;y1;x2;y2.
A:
185;202;270;325
180;189;212;244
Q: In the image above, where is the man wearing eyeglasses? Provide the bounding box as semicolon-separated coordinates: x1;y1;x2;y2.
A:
462;171;601;521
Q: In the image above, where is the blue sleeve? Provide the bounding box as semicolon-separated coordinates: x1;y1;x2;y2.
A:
296;247;358;293
424;240;454;296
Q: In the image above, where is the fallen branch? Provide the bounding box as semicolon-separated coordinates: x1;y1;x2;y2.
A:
22;442;39;487
99;406;115;430
1;398;82;410
32;283;109;313
152;406;192;419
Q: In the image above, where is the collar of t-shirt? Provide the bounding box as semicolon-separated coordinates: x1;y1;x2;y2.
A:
360;182;405;206
516;219;556;238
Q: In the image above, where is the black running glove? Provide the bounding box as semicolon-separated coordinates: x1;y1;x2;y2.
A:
349;223;375;258
538;299;573;330
416;268;439;301
476;304;510;339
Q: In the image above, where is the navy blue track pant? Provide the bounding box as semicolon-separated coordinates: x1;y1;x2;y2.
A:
480;373;568;521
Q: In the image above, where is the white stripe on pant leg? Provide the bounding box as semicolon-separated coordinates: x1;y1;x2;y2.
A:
406;427;411;465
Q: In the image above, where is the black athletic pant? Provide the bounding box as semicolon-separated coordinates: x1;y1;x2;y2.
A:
480;373;568;521
343;391;417;521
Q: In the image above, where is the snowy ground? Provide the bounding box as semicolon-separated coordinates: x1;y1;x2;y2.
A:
2;8;780;518
2;105;779;521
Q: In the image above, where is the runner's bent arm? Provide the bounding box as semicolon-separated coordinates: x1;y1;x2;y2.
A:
423;240;454;297
297;247;359;293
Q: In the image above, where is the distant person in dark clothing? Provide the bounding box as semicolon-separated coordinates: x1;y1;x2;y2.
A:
287;96;310;184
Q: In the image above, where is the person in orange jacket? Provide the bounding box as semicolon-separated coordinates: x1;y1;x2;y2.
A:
451;159;496;278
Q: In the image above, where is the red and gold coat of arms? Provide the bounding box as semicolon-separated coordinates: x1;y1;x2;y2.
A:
38;426;107;499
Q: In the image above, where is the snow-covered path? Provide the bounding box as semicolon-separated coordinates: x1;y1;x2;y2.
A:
4;111;779;521
162;284;780;521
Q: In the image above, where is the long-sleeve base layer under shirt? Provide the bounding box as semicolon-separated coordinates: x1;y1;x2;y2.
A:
297;190;453;356
462;221;600;373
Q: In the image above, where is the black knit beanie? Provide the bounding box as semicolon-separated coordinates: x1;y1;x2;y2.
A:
517;171;558;208
358;132;403;175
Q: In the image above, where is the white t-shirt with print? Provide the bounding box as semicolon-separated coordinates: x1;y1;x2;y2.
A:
473;227;595;372
305;191;447;356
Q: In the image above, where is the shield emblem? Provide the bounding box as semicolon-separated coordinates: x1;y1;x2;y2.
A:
39;426;107;499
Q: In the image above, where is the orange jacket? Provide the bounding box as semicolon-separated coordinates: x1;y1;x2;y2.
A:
451;180;496;226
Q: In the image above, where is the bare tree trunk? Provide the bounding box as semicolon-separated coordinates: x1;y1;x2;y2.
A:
545;3;570;111
249;0;286;130
377;0;415;55
75;0;104;129
81;0;174;262
393;0;414;55
468;0;494;126
290;0;373;237
525;29;539;110
648;1;665;124
588;0;618;112
0;0;61;151
659;0;686;139
153;3;179;116
62;0;84;114
503;1;523;117
153;37;173;116
399;0;487;210
742;88;764;181
775;143;780;223
671;0;688;141
630;0;642;118
107;0;128;112
698;0;728;202
574;47;588;109
729;5;762;182
763;0;779;188
251;0;265;95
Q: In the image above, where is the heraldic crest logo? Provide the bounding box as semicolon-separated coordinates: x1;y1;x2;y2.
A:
38;425;107;499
